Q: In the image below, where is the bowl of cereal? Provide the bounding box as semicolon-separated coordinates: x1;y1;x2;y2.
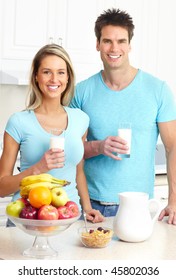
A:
78;226;113;248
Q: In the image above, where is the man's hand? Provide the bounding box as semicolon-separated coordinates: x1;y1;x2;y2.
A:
158;203;176;225
99;136;129;160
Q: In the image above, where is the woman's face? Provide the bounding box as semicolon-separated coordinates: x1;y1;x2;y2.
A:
36;54;69;100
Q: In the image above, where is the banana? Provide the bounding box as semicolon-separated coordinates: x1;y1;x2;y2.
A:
20;173;70;198
20;181;68;198
20;173;70;187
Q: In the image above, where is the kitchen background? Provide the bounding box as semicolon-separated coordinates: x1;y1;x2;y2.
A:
0;0;173;225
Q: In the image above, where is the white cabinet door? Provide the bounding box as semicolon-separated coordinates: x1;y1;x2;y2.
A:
1;0;55;79
2;0;52;60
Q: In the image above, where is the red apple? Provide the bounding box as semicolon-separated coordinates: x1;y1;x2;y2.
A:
38;205;59;220
65;201;79;217
57;206;72;219
17;197;30;206
19;205;38;219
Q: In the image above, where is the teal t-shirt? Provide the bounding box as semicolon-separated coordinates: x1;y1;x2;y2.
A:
5;107;89;206
70;70;176;203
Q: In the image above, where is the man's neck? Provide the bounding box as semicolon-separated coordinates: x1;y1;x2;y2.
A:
102;66;138;91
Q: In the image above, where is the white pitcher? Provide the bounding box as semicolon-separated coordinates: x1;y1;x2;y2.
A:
113;192;161;242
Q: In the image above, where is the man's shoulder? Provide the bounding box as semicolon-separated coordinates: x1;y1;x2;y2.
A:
139;69;164;83
76;72;100;87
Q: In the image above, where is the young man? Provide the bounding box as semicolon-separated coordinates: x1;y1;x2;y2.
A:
70;8;176;224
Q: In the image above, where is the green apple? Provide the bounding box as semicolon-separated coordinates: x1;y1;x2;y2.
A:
51;187;69;207
6;200;25;217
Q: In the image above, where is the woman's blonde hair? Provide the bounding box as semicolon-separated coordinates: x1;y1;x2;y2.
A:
26;44;75;110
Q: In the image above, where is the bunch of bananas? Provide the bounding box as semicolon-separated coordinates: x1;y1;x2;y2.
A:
20;173;70;198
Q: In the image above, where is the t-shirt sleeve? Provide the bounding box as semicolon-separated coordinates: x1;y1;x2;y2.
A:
79;110;89;136
5;113;23;144
70;83;84;109
157;82;176;122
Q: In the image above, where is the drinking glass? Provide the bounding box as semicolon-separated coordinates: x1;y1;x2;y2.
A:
50;130;65;150
118;122;132;158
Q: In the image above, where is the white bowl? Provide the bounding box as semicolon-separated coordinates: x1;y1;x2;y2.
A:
7;213;81;258
78;226;113;248
7;214;80;236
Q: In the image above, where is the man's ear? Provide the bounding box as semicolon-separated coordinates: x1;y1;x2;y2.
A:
96;40;100;51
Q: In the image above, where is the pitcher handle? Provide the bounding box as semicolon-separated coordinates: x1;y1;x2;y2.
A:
148;198;162;223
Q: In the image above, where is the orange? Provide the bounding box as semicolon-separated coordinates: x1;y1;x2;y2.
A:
28;186;52;208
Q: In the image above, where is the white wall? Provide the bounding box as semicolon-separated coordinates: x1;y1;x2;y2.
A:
0;85;28;133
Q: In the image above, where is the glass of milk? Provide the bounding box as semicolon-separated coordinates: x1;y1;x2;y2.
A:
118;123;132;158
50;130;65;150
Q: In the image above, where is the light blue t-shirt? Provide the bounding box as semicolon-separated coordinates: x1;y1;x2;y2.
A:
5;107;89;207
70;70;176;203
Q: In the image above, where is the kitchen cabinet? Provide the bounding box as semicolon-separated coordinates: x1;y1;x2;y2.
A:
0;0;116;84
1;0;175;93
154;184;168;208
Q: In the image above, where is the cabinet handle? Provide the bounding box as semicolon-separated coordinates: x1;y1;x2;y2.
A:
58;37;63;46
49;37;54;44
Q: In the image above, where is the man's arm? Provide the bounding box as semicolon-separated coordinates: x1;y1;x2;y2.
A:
84;140;102;159
158;120;176;225
84;137;129;160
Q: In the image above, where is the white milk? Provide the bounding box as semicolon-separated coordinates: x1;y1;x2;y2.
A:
118;128;131;157
50;137;65;150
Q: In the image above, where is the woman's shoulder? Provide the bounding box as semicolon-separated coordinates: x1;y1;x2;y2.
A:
9;109;33;118
7;110;34;126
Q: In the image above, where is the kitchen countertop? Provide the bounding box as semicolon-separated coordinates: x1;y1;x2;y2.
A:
0;217;176;260
155;174;167;186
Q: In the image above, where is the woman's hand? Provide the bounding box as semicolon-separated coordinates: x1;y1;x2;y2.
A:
33;148;65;174
85;209;105;223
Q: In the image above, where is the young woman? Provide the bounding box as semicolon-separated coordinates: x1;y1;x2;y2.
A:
0;44;104;225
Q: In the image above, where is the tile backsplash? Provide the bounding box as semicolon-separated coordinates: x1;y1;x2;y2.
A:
0;84;28;133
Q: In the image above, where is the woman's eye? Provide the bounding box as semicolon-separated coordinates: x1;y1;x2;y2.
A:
43;70;51;75
58;71;65;75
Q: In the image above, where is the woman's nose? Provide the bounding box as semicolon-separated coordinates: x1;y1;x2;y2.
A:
50;73;58;82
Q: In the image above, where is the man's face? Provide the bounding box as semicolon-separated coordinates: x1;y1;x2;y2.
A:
96;25;131;70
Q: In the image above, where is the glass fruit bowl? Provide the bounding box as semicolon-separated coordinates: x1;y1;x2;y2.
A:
78;226;113;248
7;213;81;258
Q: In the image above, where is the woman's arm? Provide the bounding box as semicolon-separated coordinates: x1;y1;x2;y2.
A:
76;132;104;223
0;132;65;197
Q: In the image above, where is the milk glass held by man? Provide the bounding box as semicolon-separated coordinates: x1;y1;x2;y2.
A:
70;8;176;225
0;44;103;225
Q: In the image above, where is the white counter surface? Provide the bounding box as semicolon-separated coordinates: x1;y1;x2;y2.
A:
0;217;176;260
